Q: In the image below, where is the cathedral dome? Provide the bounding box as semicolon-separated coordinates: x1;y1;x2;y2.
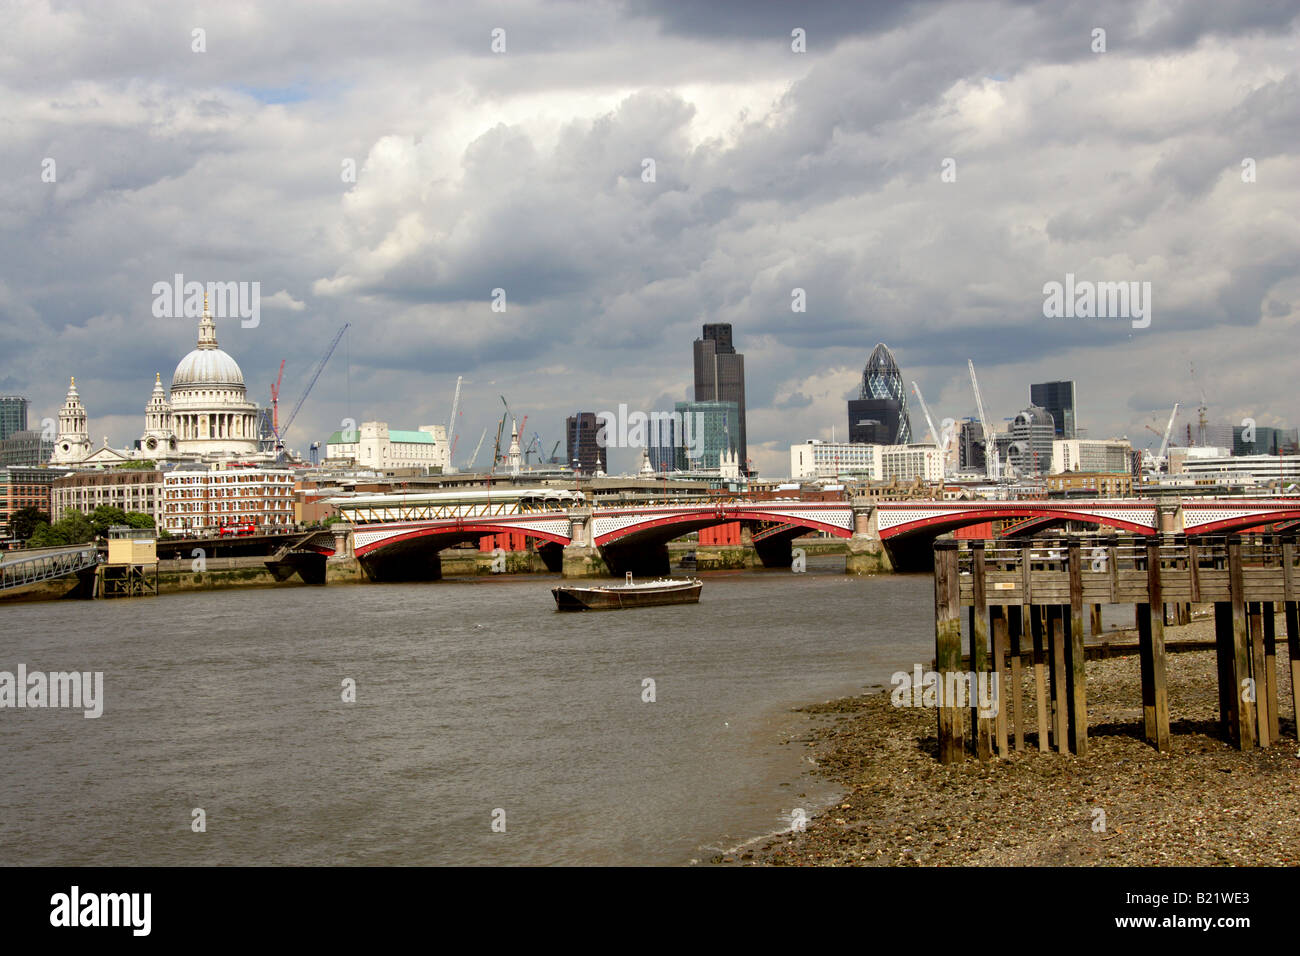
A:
172;347;245;388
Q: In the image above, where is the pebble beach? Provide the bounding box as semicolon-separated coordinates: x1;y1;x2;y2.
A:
737;616;1300;867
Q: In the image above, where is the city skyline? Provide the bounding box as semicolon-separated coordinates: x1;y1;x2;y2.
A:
2;1;1298;477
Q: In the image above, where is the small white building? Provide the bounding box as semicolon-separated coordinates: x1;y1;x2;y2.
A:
880;444;945;483
325;421;449;471
1051;438;1132;474
789;440;944;483
790;440;882;479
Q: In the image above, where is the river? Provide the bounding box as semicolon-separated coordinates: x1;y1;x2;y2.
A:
0;557;936;865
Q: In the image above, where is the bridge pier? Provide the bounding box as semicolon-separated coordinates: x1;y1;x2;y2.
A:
846;504;893;575
562;510;608;578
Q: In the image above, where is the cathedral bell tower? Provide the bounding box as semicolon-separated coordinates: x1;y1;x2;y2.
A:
50;376;93;464
139;372;177;458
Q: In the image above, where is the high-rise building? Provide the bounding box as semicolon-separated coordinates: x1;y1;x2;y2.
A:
566;412;607;475
958;421;986;472
1233;425;1299;456
648;413;678;473
0;396;29;441
0;430;54;467
1030;381;1076;439
1007;405;1055;476
673;400;739;471
848;343;912;445
693;324;749;475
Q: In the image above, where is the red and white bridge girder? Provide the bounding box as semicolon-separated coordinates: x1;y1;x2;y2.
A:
349;498;1300;557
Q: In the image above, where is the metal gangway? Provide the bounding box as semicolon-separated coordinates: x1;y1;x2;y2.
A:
0;545;101;593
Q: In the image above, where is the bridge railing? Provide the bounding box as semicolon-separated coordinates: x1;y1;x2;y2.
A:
957;535;1288;578
0;547;101;592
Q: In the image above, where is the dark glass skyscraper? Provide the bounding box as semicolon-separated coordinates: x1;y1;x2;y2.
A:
1030;381;1076;439
693;323;749;474
566;412;607;475
848;343;912;445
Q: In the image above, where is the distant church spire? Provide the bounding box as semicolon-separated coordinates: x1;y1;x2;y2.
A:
197;292;218;350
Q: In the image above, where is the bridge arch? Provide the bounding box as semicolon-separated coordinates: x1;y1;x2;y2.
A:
354;522;570;580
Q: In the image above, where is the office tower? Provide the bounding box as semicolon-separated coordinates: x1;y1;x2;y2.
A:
648;413;678;472
0;396;29;441
566;412;607;475
1030;381;1076;439
958;420;986;471
673;400;739;471
1007;405;1055;476
693;324;748;475
847;343;912;445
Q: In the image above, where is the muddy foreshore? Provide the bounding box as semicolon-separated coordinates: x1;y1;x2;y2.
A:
729;617;1300;866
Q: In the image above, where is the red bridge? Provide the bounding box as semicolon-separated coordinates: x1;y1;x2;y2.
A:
336;492;1300;578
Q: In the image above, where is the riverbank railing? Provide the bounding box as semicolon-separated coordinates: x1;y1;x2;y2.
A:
933;535;1300;764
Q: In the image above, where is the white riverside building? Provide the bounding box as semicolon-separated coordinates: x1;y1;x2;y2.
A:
324;421;449;471
1051;438;1133;474
1178;454;1300;485
790;440;944;482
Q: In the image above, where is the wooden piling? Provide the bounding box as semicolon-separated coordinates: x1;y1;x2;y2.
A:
1285;540;1300;739
991;605;1009;756
1227;539;1257;749
1049;606;1068;752
1066;541;1088;756
969;542;993;762
934;542;964;764
1031;603;1050;752
1137;540;1171;751
1248;602;1270;747
1263;601;1280;742
1009;605;1026;751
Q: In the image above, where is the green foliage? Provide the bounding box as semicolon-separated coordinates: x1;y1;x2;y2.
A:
90;506;129;537
124;511;155;530
10;506;49;541
117;460;157;470
28;508;95;547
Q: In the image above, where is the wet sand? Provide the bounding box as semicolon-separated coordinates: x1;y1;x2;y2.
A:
735;617;1300;866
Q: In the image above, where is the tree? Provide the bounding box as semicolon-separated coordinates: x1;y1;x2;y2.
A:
9;506;49;541
89;506;129;538
58;508;95;544
124;511;155;530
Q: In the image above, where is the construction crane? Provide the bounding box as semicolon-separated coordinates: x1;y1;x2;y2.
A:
1157;402;1181;465
446;376;463;466
910;381;940;445
269;359;286;443
549;440;561;464
967;360;998;480
466;426;488;469
278;323;349;451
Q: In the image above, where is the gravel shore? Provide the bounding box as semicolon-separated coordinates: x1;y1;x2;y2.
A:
741;616;1300;866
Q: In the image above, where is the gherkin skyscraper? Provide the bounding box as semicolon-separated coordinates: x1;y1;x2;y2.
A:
847;343;912;445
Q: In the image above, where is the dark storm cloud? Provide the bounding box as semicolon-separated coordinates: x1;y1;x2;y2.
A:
1;0;1297;473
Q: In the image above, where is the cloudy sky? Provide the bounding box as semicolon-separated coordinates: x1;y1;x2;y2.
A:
3;0;1298;476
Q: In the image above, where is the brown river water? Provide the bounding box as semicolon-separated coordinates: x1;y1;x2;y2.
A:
0;556;936;865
